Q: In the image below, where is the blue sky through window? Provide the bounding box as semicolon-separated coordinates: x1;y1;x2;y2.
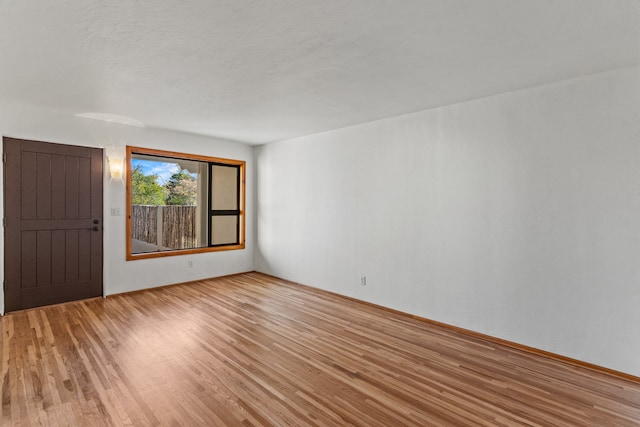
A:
132;159;180;185
132;159;197;185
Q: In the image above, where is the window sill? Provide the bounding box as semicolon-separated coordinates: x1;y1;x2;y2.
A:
126;243;245;261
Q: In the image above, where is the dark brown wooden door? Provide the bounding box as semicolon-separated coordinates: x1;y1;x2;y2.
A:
3;137;103;312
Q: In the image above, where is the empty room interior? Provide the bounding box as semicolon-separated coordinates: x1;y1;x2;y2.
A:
1;1;640;425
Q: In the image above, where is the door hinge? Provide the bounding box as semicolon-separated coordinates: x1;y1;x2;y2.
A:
2;280;5;292
2;152;6;163
2;218;5;228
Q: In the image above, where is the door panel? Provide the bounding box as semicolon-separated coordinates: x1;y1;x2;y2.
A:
21;231;37;287
4;137;103;312
36;230;52;287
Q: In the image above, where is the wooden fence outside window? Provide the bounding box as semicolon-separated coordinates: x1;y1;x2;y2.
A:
132;205;197;249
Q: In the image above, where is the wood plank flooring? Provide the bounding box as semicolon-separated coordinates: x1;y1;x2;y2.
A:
1;272;639;426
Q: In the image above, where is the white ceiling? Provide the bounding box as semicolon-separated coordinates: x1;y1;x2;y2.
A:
1;1;639;145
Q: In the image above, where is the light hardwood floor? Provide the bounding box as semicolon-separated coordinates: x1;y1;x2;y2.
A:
1;272;639;426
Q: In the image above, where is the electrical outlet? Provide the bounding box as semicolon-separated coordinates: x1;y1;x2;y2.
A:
110;207;121;216
360;276;367;286
188;260;194;268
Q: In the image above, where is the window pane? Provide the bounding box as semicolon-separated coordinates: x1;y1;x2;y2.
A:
211;165;238;210
130;154;207;254
211;216;238;245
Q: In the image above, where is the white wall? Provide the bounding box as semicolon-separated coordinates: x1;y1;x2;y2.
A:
255;65;640;377
0;103;255;313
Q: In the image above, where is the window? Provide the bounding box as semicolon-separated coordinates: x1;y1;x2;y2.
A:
126;146;245;260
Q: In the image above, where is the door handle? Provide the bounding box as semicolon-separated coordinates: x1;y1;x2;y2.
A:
91;226;100;232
